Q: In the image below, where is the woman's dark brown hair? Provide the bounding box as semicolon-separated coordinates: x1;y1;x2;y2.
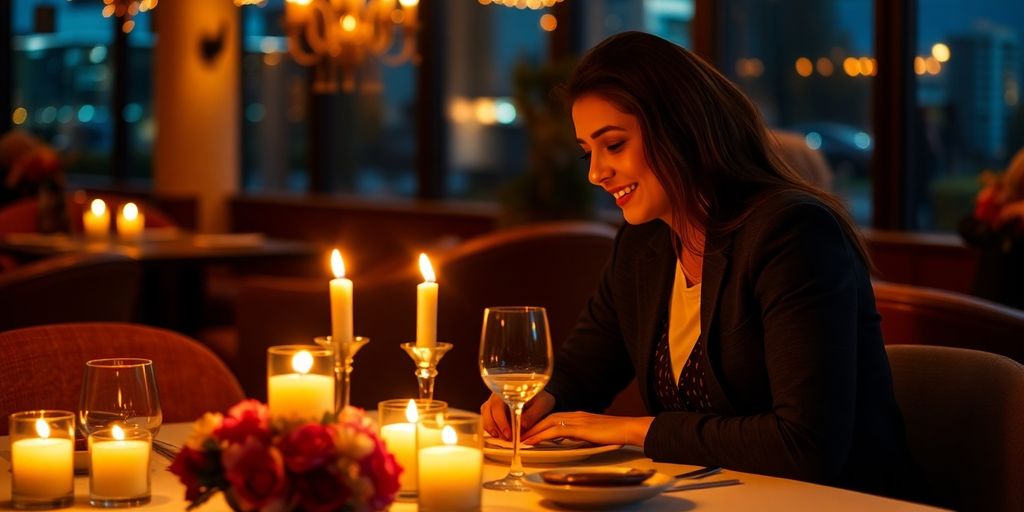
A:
563;31;873;269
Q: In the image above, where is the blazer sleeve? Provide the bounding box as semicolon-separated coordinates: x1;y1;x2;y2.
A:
545;227;636;413
644;203;861;483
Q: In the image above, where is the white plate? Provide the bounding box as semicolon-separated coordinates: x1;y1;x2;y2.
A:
523;466;675;509
483;443;622;465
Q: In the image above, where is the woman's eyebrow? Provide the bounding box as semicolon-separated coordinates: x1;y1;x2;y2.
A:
576;125;626;144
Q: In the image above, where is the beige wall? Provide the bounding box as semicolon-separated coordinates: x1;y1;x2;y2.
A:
154;0;239;232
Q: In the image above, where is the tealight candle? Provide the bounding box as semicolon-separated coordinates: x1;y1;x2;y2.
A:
9;411;75;509
267;345;334;420
418;415;483;512
416;253;438;348
116;202;145;241
378;399;447;497
89;425;152;507
83;198;110;239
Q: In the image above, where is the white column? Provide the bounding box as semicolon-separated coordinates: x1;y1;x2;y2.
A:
154;0;239;232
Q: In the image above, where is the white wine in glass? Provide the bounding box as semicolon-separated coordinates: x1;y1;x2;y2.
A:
479;306;553;492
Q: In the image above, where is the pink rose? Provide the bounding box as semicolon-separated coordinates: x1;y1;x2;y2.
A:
355;425;402;510
279;423;336;473
294;467;351;512
169;445;223;502
216;400;271;445
222;438;288;511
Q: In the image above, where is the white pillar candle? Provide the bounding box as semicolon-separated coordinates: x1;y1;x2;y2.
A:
83;199;110;239
89;426;151;499
267;349;334;420
329;249;354;345
416;253;438;348
11;419;73;500
116;202;145;241
418;426;482;512
379;400;419;492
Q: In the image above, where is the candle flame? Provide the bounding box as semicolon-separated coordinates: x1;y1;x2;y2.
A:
122;202;139;221
34;419;51;439
292;350;314;374
111;425;125;441
399;0;418;7
441;425;457;445
418;253;436;283
404;399;418;423
331;249;346;279
90;199;107;216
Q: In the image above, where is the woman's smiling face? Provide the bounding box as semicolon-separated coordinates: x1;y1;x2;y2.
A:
573;94;672;226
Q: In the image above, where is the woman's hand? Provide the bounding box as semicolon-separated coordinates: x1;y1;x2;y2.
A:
522;411;654;447
480;391;555;440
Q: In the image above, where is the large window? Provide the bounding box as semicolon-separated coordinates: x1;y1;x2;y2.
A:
912;2;1024;230
11;1;114;178
719;0;874;225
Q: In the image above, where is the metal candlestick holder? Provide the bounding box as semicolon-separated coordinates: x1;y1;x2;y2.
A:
315;335;370;413
399;342;453;401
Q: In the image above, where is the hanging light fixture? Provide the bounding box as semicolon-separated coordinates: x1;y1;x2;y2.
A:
284;0;420;93
101;0;158;33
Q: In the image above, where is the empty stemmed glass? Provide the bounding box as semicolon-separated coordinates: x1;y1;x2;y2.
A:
478;306;553;491
78;358;163;439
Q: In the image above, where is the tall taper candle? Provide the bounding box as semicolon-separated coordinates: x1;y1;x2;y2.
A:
330;249;353;345
416;253;438;348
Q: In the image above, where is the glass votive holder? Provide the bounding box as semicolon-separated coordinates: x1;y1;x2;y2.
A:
9;410;75;510
377;399;448;498
266;345;334;421
417;413;483;512
88;425;152;508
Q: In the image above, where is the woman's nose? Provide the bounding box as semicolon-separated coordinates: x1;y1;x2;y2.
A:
588;157;612;186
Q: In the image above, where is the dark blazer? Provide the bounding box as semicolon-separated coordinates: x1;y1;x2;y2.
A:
546;191;913;496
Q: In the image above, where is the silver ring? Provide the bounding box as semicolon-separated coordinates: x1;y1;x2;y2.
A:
559;420;566;428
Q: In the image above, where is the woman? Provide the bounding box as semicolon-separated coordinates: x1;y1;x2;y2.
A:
481;32;913;497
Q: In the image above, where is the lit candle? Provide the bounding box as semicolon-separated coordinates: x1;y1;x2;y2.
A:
418;426;482;512
330;249;354;346
285;0;312;25
416;253;438;348
116;202;145;241
268;349;334;420
83;198;110;239
379;400;419;493
89;425;151;502
11;418;74;501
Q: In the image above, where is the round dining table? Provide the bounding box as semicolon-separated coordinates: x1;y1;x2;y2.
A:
0;422;945;511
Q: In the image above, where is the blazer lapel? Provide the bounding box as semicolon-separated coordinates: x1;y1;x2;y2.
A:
635;224;675;412
700;231;736;414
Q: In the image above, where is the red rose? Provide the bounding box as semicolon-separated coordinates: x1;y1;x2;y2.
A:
279;423;336;473
222;438;288;511
355;425;402;510
216;399;271;445
169;445;223;502
294;467;350;512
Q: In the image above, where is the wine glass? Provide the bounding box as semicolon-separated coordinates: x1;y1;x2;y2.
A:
79;358;163;438
479;306;553;491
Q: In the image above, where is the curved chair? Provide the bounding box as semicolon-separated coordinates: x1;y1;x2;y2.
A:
233;221;618;409
0;253;141;332
0;323;244;435
874;280;1024;363
886;345;1024;512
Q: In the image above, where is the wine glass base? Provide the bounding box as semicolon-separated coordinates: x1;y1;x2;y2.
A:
483;475;532;492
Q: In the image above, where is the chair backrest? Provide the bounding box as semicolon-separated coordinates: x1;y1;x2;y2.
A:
0;253;141;332
0;323;245;435
887;345;1024;512
874;280;1024;363
233;221;618;409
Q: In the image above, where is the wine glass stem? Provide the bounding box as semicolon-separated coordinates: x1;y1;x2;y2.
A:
509;401;525;478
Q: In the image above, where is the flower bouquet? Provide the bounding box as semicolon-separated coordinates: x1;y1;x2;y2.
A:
169;400;402;512
959;148;1024;309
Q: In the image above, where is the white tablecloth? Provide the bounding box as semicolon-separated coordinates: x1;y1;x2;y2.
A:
1;422;944;511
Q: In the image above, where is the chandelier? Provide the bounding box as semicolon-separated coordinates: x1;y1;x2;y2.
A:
101;0;158;33
285;0;420;93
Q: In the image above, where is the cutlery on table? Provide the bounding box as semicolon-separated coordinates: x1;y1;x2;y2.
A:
666;479;742;492
674;466;722;479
